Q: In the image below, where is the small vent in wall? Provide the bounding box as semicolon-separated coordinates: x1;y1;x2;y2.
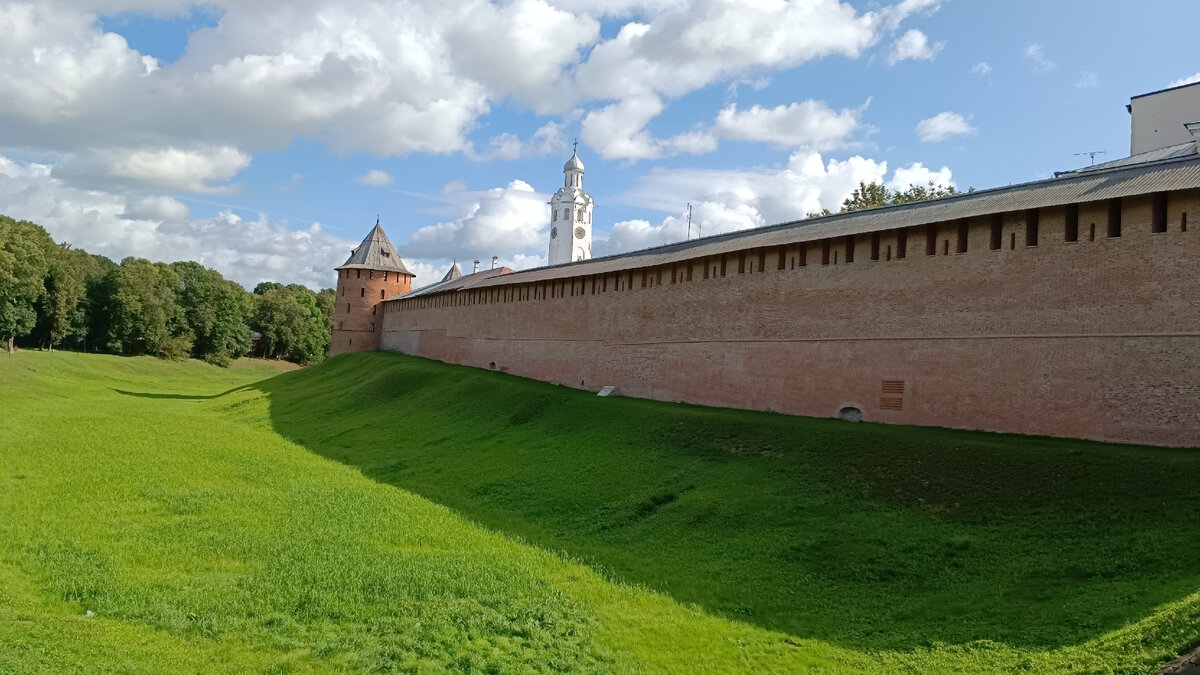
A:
880;380;905;410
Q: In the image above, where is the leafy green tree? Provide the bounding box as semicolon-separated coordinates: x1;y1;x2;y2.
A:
0;216;52;354
60;250;118;352
172;262;253;366
807;181;967;219
103;258;183;355
316;287;336;343
33;243;86;350
253;281;284;295
252;285;330;364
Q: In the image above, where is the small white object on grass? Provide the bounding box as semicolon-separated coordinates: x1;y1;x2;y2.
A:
85;610;95;618
597;386;616;397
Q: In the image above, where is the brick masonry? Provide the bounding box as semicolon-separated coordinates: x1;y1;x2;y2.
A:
331;267;411;355
374;190;1200;447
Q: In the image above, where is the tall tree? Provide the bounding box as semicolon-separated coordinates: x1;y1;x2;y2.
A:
34;243;86;350
172;262;253;365
0;217;52;354
252;285;329;364
103;258;183;356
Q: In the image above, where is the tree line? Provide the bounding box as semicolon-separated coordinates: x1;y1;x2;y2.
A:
0;215;335;365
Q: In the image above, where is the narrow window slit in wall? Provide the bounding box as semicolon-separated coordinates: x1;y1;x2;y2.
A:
942;240;949;256
845;235;855;263
870;232;880;261
686;265;693;281
821;240;831;265
1025;209;1039;247
926;224;937;256
777;246;787;270
720;257;727;277
1065;204;1079;242
738;252;746;274
656;269;662;286
1108;198;1122;237
1152;192;1167;233
897;230;907;259
990;214;1003;250
886;245;892;261
1183;212;1188;232
1010;232;1016;250
833;250;838;265
360;287;365;297
956;220;968;253
798;242;807;266
758;250;766;273
1090;223;1096;241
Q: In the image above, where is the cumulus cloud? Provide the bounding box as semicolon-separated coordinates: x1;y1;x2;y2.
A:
597;151;953;255
470;121;568;161
399;180;550;262
1075;71;1098;90
360;170;394;186
1024;43;1056;73
0;153;351;290
888;29;942;65
1169;73;1200;88
887;162;953;192
52;145;251;194
713;100;866;150
915;111;974;143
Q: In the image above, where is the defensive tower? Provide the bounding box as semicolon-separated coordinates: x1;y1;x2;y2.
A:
548;146;594;265
331;220;414;356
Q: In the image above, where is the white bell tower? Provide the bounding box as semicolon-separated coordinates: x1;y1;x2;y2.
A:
548;143;593;266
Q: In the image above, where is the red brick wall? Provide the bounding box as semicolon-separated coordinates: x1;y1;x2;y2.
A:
380;189;1200;447
331;268;412;356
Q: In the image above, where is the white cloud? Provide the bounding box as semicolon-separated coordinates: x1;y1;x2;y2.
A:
887;162;953;192
0;153;351;290
888;29;942;65
1169;73;1200;88
399;180;550;262
1024;43;1056;73
470;121;568;161
581;95;717;160
360;169;394;186
598;151;954;255
1075;71;1098;89
915;111;974;143
970;61;992;76
52;145;251;193
121;195;191;223
713;100;866;150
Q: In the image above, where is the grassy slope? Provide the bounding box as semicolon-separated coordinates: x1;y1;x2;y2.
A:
254;351;1200;672
0;351;1196;672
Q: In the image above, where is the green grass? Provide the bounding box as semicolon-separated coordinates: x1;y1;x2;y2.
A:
1;350;1198;672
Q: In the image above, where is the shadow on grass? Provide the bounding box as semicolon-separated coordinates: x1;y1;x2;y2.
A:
113;385;254;400
243;352;1200;653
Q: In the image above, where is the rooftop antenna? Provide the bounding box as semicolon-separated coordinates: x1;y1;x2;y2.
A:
1074;150;1106;166
686;203;693;240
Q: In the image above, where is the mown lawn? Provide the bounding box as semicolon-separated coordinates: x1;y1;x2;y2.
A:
1;350;1198;673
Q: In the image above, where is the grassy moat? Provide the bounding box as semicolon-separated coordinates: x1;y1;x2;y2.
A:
1;350;1198;672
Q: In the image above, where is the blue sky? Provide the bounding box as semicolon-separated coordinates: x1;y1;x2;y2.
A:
1;0;1196;289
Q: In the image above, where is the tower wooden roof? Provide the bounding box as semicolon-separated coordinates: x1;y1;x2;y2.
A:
338;221;413;275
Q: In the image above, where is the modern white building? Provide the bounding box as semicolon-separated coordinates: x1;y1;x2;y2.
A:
548;147;593;266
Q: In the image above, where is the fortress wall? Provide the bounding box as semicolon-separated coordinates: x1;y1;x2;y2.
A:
381;190;1200;446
